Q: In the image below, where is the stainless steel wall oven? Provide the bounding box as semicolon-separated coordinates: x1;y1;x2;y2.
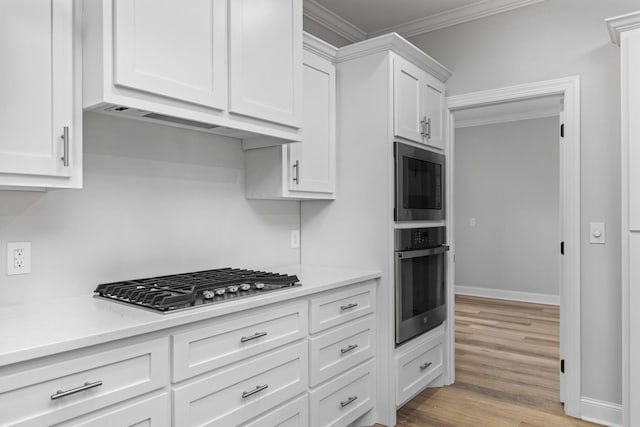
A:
394;142;445;221
395;226;449;345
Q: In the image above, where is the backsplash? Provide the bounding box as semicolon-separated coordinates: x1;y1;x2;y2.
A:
0;112;300;307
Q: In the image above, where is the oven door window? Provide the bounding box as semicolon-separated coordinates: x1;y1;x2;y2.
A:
402;157;442;210
399;252;445;322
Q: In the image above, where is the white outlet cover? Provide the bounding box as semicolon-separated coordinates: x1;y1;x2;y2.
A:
291;230;300;249
589;222;605;244
7;241;31;275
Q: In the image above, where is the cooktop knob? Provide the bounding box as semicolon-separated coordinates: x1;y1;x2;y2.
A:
227;285;239;293
202;290;216;299
214;288;226;295
254;282;265;290
240;283;251;291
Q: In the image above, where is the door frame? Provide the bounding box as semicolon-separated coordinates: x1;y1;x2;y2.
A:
444;75;582;417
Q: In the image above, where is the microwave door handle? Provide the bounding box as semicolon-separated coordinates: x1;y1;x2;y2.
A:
397;245;450;259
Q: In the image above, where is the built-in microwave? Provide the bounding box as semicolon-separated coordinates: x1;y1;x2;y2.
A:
394;142;445;221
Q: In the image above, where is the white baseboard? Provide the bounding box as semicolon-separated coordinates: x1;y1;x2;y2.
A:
455;285;560;305
581;397;622;427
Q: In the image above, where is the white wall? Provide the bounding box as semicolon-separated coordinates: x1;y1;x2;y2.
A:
454;117;560;298
0;113;300;307
407;0;632;405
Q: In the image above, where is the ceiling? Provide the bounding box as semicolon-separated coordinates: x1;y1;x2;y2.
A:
304;0;545;42
453;95;563;128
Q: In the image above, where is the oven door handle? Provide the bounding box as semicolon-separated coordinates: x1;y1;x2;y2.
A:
397;245;450;259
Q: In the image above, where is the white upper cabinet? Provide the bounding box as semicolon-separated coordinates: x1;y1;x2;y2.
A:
84;0;303;143
113;0;227;110
244;33;336;200
0;0;82;189
229;0;302;129
393;55;446;150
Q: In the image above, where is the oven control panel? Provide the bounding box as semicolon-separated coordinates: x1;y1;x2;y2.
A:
395;226;446;251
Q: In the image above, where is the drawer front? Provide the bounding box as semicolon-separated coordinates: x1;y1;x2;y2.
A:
309;282;376;333
396;334;444;406
0;338;169;427
172;300;307;382
309;315;376;386
241;395;308;427
173;341;308;427
56;393;170;427
309;360;375;427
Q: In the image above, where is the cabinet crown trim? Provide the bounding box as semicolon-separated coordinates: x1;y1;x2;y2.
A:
303;32;338;62
606;11;640;46
335;32;452;83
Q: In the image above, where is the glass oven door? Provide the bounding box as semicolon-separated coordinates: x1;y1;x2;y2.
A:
395;246;448;345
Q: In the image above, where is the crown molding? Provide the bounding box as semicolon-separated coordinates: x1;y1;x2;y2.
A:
605;11;640;46
455;108;558;128
303;0;366;43
335;33;452;82
303;31;338;62
368;0;545;39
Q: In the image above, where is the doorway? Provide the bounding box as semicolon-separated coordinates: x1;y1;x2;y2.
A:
444;76;581;418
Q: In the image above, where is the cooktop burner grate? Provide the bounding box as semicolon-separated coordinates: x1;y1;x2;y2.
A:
94;267;300;313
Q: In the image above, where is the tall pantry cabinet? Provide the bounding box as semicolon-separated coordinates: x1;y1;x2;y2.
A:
606;11;640;427
300;33;451;426
0;0;82;189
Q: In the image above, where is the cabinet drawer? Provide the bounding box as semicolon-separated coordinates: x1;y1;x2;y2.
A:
241;395;308;427
172;300;307;382
0;338;169;427
309;282;375;333
173;341;308;427
309;360;375;427
309;315;375;386
396;332;444;406
55;393;170;427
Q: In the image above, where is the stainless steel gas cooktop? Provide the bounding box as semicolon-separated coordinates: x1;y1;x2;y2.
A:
93;267;300;313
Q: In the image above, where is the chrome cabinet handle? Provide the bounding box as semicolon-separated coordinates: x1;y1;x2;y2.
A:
420;116;427;137
340;303;358;311
420;362;432;371
292;160;299;184
60;126;69;166
340;395;358;408
50;380;102;400
340;344;358;354
240;331;267;343
242;384;268;399
425;117;432;139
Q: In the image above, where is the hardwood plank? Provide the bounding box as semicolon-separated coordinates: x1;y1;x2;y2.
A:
392;295;598;426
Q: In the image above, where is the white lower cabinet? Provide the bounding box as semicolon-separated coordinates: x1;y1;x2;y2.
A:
395;326;444;407
172;341;308;427
55;393;170;427
309;360;376;427
0;338;169;427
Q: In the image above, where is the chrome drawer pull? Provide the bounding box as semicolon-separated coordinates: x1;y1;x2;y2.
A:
240;331;267;343
242;384;269;399
340;344;359;354
340;303;358;311
60;126;69;167
50;380;103;400
340;395;358;408
420;362;433;371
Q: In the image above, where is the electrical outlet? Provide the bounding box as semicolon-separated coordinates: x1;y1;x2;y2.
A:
7;242;31;275
469;218;476;227
290;230;300;249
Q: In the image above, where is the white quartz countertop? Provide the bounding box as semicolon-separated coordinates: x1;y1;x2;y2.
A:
0;265;381;367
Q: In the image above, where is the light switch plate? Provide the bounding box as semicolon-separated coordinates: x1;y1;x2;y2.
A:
7;241;31;275
589;222;605;244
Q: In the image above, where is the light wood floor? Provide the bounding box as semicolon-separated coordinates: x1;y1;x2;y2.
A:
391;295;598;427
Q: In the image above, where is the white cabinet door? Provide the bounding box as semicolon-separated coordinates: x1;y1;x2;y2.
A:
229;0;302;128
631;233;640;426
289;50;335;194
113;0;227;110
423;75;445;150
0;0;73;178
393;56;424;144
